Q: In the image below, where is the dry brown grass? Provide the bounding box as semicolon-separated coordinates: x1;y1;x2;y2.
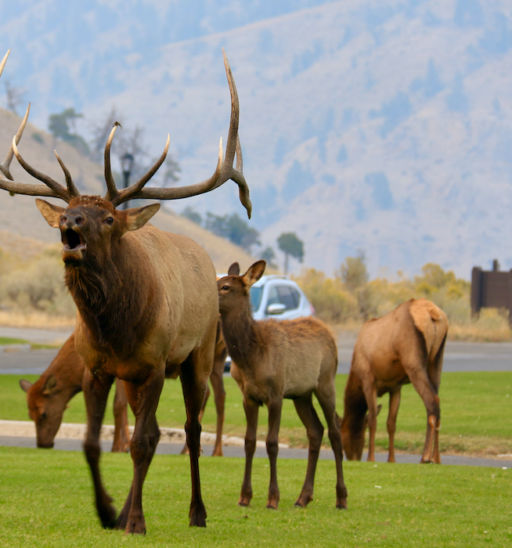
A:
0;310;74;329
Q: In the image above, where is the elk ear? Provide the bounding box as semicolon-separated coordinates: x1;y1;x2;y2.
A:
19;379;32;393
35;199;65;228
243;260;266;287
125;203;160;232
43;375;58;395
227;262;240;276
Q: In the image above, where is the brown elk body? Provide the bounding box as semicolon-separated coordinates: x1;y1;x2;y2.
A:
20;334;130;452
217;261;348;510
341;298;448;464
0;52;249;533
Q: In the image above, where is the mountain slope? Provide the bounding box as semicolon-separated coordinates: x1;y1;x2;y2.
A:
1;0;511;277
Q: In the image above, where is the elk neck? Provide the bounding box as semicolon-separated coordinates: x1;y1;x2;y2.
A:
64;235;158;358
342;371;368;434
219;303;262;368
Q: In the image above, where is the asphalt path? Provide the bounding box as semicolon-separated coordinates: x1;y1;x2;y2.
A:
1;326;511;375
1;326;511;468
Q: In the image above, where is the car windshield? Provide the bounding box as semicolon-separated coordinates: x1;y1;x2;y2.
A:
250;286;262;311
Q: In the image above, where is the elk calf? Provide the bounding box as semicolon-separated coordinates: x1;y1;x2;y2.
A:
341;298;448;464
217;261;347;510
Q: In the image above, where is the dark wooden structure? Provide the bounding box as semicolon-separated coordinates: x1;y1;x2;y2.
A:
471;260;512;322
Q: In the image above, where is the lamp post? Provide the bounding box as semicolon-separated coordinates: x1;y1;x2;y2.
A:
120;152;134;209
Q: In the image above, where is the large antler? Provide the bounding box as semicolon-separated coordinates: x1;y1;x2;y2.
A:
0;51;251;217
105;50;251;217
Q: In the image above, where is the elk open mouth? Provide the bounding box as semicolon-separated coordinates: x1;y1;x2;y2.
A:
61;228;86;263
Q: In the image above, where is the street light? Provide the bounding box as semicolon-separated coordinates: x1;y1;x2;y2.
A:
120;152;134;209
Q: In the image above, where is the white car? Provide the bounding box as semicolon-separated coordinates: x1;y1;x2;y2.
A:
249;275;315;320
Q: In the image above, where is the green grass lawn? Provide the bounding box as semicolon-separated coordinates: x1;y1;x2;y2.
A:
3;371;512;457
0;446;510;546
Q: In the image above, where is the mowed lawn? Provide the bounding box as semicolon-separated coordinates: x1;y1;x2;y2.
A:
1;370;511;545
2;371;511;456
0;446;511;547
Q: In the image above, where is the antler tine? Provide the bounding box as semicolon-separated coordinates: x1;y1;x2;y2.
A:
11;136;73;202
104;121;121;202
0;50;10;79
54;150;80;198
111;134;170;206
0;103;30;180
113;51;252;218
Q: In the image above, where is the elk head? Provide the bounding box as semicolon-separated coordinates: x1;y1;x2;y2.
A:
19;376;65;448
217;260;266;315
0;51;251;267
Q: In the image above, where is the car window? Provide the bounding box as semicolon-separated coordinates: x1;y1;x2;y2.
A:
276;285;300;311
250;286;262;311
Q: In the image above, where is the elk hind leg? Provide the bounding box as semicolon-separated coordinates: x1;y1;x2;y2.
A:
82;369;117;529
293;395;324;507
316;385;348;509
180;354;210;527
407;366;441;464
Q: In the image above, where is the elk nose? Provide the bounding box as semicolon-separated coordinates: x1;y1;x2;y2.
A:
60;213;84;228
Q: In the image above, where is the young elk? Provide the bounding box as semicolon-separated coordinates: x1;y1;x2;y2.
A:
341;298;448;464
0;52;250;534
19;334;130;452
217;261;348;510
20;329;226;455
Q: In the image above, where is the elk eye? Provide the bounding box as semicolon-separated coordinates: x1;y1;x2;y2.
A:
221;285;230;291
104;216;114;225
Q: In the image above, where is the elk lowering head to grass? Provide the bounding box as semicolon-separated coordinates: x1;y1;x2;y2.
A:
0;51;250;534
19;334;130;452
217;261;347;510
341;298;448;464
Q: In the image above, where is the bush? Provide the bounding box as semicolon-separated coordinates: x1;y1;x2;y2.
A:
0;247;74;317
295;268;358;323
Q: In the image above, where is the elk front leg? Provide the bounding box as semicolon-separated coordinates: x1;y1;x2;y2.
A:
112;378;130;452
210;354;226;456
239;396;259;507
386;389;401;463
116;370;164;534
266;399;283;509
363;384;379;462
293;395;324;507
82;368;116;529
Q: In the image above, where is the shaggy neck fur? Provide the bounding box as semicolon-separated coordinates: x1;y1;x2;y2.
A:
65;239;156;358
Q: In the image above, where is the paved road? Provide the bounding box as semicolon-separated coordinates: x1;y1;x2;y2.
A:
1;326;511;374
1;325;511;468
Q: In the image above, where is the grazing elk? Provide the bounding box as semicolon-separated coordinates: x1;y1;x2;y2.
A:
217;261;347;510
341;298;448;464
0;52;250;533
20;328;227;455
19;334;130;452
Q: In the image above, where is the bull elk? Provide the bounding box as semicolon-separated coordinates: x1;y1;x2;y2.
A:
217;261;348;510
0;51;250;534
341;298;448;464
